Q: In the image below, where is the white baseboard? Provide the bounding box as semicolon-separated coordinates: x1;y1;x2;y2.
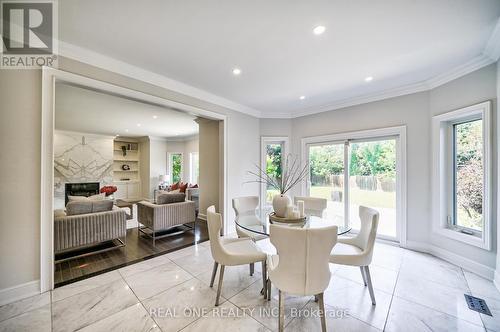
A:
0;280;40;306
494;270;500;292
405;241;496;281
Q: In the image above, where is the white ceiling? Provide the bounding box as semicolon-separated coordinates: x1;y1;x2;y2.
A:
59;0;500;118
55;83;199;138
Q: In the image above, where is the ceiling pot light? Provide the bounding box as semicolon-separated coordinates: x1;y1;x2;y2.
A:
299;95;306;100
365;76;373;82
153;115;158;119
313;25;326;35
232;68;241;76
125;129;129;132
137;123;141;127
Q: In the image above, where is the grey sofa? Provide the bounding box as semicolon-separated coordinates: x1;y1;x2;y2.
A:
54;206;127;259
137;200;196;246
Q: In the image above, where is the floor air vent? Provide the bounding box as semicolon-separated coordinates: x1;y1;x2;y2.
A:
464;294;492;316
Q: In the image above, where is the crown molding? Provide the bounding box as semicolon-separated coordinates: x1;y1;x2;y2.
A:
426;54;495;89
287;54;495;118
58;41;263;118
484;17;500;61
59;21;499;121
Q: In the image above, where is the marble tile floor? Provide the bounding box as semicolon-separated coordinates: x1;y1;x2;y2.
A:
1;240;499;332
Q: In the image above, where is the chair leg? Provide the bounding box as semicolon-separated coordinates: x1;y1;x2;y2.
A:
360;266;367;286
364;266;376;305
210;262;219;287
267;278;271;301
318;292;327;332
215;265;225;306
249;263;254;276
278;290;285;332
262;260;267;299
314;295;319;302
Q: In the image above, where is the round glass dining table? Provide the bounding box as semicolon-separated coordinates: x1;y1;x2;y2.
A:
235;208;352;237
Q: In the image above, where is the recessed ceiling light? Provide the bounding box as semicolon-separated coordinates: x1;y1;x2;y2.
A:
116;134;120;137
313;25;326;35
365;76;374;82
153;115;158;119
125;129;129;132
232;68;241;76
137;123;141;127
299;96;306;100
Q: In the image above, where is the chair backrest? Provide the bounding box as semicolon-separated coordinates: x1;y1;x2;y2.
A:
353;206;379;259
206;205;227;263
232;196;259;217
269;224;337;296
294;196;327;218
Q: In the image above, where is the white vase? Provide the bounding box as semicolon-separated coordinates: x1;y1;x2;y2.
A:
272;194;291;218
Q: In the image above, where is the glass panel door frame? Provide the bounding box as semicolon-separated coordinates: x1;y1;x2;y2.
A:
301;126;407;245
260;136;289;213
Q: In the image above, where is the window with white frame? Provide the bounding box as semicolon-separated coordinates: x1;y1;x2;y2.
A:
432;101;491;249
190;152;199;184
168;152;183;183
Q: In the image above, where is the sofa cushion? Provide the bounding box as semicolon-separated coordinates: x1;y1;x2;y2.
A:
157;193;186;205
68;193;105;203
66;201;93;215
92;200;114;213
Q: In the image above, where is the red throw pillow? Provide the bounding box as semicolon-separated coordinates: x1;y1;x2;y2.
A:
179;182;188;193
170;182;180;190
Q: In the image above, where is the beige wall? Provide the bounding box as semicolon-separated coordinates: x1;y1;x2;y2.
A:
198;119;220;216
0;69;42;290
0;57;260;291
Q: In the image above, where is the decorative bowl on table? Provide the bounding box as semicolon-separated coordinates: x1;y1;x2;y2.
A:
269;212;307;224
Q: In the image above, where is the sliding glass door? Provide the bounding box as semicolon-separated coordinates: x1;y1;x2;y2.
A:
348;139;397;238
308;142;346;221
307;136;399;241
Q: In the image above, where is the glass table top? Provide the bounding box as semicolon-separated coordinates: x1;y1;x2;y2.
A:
235;208;351;237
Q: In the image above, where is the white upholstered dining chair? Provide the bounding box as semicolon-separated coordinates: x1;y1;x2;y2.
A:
206;206;268;306
329;205;379;305
293;196;327;218
232;196;267;241
232;196;267;275
267;224;338;332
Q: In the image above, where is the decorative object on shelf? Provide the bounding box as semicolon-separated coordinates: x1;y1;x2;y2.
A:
246;154;309;218
120;178;130;181
121;164;130;171
100;185;117;197
121;145;127;156
269;212;307;224
158;174;170;190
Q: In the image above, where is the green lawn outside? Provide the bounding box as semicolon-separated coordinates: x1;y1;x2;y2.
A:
266;186;395;209
310;186;396;209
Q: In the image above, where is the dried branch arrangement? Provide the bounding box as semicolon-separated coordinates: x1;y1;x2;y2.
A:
246;154;309;195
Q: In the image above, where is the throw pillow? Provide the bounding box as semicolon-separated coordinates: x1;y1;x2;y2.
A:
189;183;198;188
179;182;188;193
157;193;186;205
92;200;114;213
66;201;93;215
170;182;180;190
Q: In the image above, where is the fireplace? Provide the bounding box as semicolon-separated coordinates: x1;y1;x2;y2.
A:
65;182;100;205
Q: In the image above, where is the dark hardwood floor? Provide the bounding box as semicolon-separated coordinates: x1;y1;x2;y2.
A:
54;219;209;287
